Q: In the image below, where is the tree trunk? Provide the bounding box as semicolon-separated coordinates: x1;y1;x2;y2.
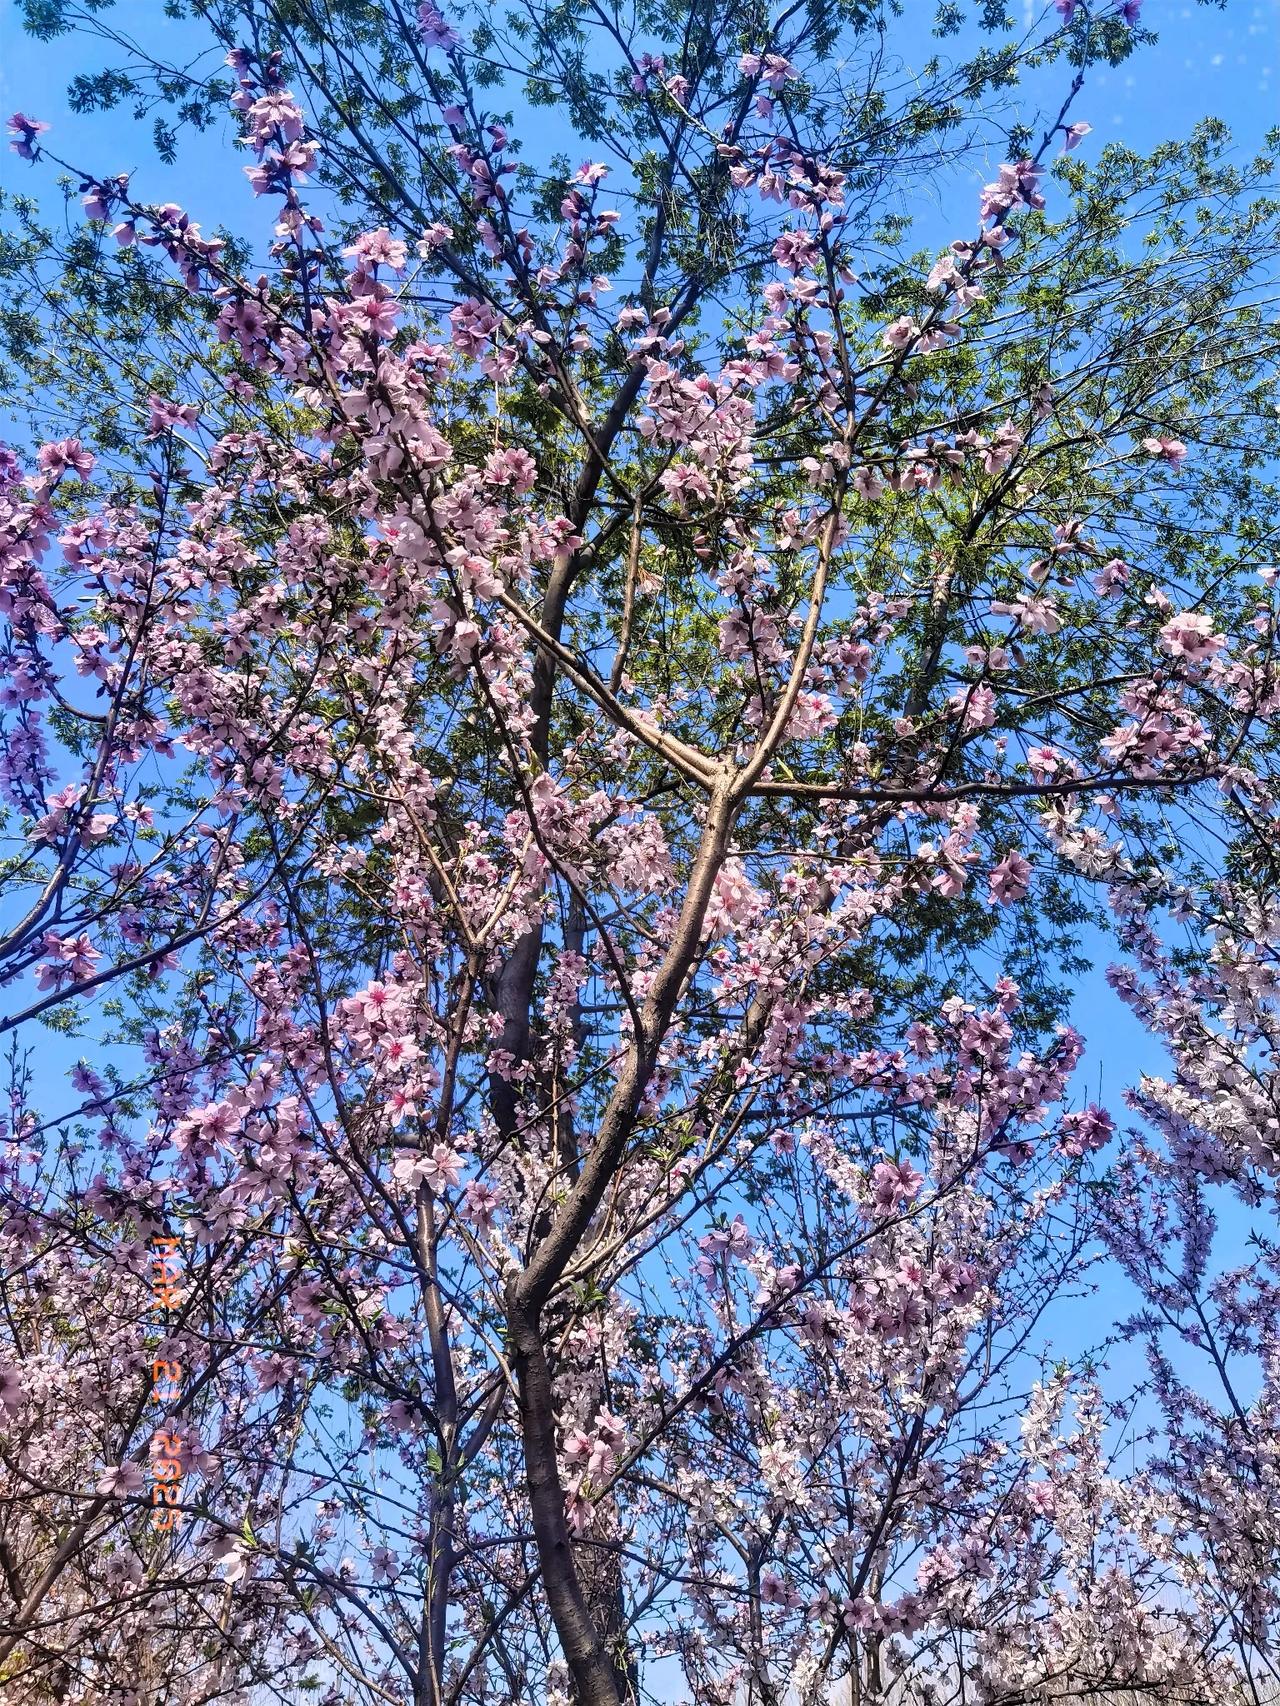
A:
507;1293;622;1706
572;1497;637;1704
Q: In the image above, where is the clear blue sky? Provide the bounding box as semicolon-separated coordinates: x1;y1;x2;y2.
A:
3;1;1277;221
5;0;1274;1107
1;0;1276;1431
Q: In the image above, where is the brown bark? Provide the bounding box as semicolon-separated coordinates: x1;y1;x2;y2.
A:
507;1295;625;1706
506;783;737;1702
572;1498;637;1705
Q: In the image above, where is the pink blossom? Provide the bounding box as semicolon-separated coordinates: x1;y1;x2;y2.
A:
882;316;919;352
870;1159;924;1210
343;227;409;272
244;90;304;149
0;1366;24;1414
37;438;95;482
207;1534;250;1582
1059;1103;1115;1158
449;297;499;356
772;229;819;273
380;1034;420;1069
979;159;1044;223
1142;434;1188;469
700;1214;754;1260
146;395;201;437
1093;557;1130;596
417;1;460;49
950;684;996;729
989;850;1032;905
97;1462;145;1497
483;446;538;493
1027;744;1061;779
82;181;118;221
393;1143;463;1193
658;462;713;504
1159;611;1224;664
767;55;796;88
8;112;50;160
460;1180;502;1232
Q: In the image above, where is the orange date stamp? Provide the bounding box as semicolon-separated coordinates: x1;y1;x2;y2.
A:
148;1235;185;1530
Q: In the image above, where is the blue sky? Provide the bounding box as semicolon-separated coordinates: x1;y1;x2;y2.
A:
0;10;1276;1699
2;0;1275;1256
1;0;1277;1542
6;0;1273;1101
3;1;1277;224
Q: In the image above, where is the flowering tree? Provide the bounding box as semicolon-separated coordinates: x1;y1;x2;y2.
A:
2;0;1280;1702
